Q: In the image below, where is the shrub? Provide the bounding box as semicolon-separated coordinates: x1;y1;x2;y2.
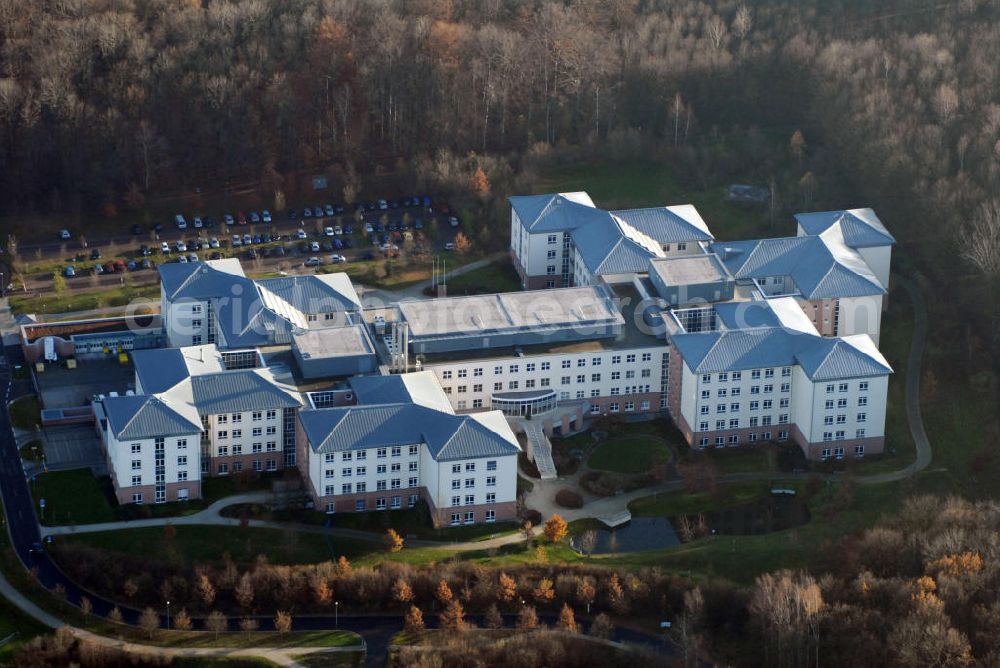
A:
555;489;584;509
521;508;542;526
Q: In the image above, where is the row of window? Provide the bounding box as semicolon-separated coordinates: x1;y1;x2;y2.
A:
131;439;186;454
825;397;867;409
451;510;496;525
698;431;789;447
450;476;497;489
701;398;790;415
325;494;422;513
451;492;497;507
131;471;189;486
217;410;278;424
132;456;188;471
826;381;869;393
323;445;419;463
324;461;419;478
324;478;420;495
823;429;867;441
822;414;867;425
699;415;789;431
821;445;866;460
702;368;790;383
588;400;642;414
216;427;277;440
217;442;278;456
439;353;653;380
700;383;789;398
213;460;278;475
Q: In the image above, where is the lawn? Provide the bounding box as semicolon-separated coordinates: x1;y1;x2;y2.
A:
444;259;522;295
628;481;781;519
587;435;672;474
8;395;41;431
32;468;118;525
8;284;160;315
534;161;771;241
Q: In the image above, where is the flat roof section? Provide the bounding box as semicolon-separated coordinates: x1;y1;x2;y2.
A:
649;254;731;287
293;324;374;359
398;286;623;340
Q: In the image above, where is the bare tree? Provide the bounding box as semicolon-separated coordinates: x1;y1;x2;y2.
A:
139;607;160;639
959;199;1000;278
206;611;228;639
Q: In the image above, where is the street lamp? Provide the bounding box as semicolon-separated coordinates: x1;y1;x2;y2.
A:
335;601;339;629
166;600;171;630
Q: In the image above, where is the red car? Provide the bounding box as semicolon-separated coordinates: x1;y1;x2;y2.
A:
237;212;248;225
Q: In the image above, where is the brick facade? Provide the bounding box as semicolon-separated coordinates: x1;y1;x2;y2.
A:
114;481;202;505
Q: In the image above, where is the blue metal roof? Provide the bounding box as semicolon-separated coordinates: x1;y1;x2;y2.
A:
132;348;188;394
611;206;714;243
671;327;892;380
795;209;895;248
508;193;610;233
102;395;202;441
713;234;885;299
299;404;520;461
189;370;301;414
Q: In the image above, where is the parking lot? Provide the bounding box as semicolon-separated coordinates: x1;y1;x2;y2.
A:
20;195;464;291
38;425;106;473
35;358;135;409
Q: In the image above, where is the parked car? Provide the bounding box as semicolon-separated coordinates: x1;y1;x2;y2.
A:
60;229;71;240
324;226;335;237
378;199;388;210
309;241;320;252
139;245;151;256
444;242;455;251
178;255;188;263
364;222;374;233
448;216;459;228
329;254;347;264
175;214;187;229
324;204;335;217
302;207;313;218
296;229;308;239
140;259;153;269
209;237;220;249
90;248;102;260
413;219;424;230
313;206;325;218
249;211;261;224
224;213;235;225
237;212;248;225
176;240;187;252
188;253;199;263
63;266;76;277
127;260;138;271
344;225;354;235
422;195;432;207
94;264;104;275
210;251;223;260
252;235;262;244
321;241;333;252
160;241;171;253
232;235;242;247
333;238;343;249
334;225;343;235
262;210;272;224
242;234;252;246
304;257;321;267
193;216;204;229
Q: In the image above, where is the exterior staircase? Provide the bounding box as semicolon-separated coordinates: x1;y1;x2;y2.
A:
524;421;557;480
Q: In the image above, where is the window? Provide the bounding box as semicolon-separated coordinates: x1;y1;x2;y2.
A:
465;495;475;506
465;462;476;472
508;381;519;390
856;429;866;438
485;510;496;522
718;372;728;382
357;451;367;461
132;493;143;504
751;370;761;380
231;429;242;439
715;419;726;430
252;411;262;421
464;511;475;524
610;402;620;413
131;459;141;470
494;365;503;375
326;469;336;479
821;448;832;461
701;390;710;400
730;403;740;412
699;421;709;432
642;352;652;362
778;431;789;442
177;456;187;467
729;418;739;429
825;400;834;410
486;476;496;486
626;354;636;363
835;430;845;440
408;477;418;488
131;475;141;486
451;513;461;526
378;480;388;491
763;384;773;394
266;426;276;435
762;399;773;410
728;435;739;445
474;367;483;376
748;433;758;442
131;443;141;454
217;430;228;440
751;386;760;395
391;495;402;509
409;461;418;472
717;388;728;398
859;382;869;392
779;398;789;408
391;447;401;457
231;413;242;423
473;399;483;408
858;396;868;407
324;485;335;496
342;483;352;494
824;416;834;425
749;417;759;427
838;383;849;393
218;463;229;475
252;427;262;437
391;479;401;489
765;369;774;379
730;386;740;396
465;478;475;488
750;401;759;411
355;500;366;512
826;384;835;394
702;374;711;383
356;466;367;476
854;445;865;458
217;415;228;424
494;382;503;391
700;405;709;415
838;398;848;408
716;404;726;414
547;234;557;245
780;383;790;393
343;468;352;477
266;410;276;420
857;413;867;423
699;437;710;447
611;371;621;380
376;497;387;510
836;414;847;424
715;436;725;446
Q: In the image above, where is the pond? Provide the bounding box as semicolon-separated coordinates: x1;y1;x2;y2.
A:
572;494;811;554
573;517;681;554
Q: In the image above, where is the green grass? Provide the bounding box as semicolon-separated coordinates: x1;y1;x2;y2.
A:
535;161;770;241
293;651;364;667
628;481;782;519
699;448;774;475
8;284;160;315
60;525;350;565
157;629;361;650
444;260;521;295
32;469;118;525
8;395;41;431
587;435;672;473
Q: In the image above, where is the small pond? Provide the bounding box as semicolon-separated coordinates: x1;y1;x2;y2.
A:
573;494;811;554
574;517;681;554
